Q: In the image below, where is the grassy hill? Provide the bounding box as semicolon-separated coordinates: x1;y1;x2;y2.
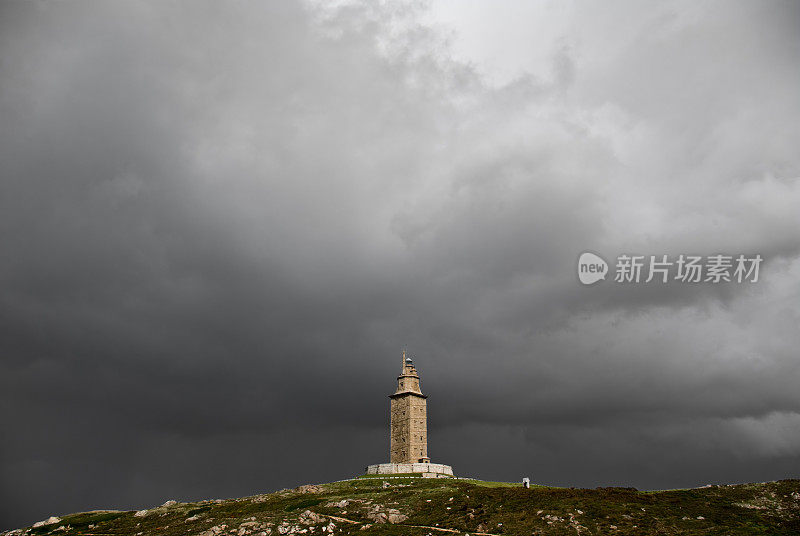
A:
5;476;799;536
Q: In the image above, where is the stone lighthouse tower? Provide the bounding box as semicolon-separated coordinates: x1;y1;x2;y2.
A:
365;351;454;477
390;350;429;463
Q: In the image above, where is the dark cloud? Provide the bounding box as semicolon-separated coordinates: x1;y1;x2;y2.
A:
1;0;799;529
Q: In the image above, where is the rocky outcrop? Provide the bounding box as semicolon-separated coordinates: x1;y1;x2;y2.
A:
294;485;322;494
31;517;60;528
365;504;407;524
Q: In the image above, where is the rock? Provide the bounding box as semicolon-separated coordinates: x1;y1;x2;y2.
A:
386;510;407;524
161;500;177;507
186;515;200;522
198;524;231;536
368;511;388;524
298;510;325;525
238;521;268;535
294;485;322;494
366;506;406;524
32;517;60;528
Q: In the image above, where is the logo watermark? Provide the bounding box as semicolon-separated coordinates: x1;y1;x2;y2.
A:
578;252;609;285
578;252;762;285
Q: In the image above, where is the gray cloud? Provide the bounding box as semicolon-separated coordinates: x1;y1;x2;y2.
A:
1;0;799;529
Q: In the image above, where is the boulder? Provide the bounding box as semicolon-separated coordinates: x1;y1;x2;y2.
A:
298;510;325;525
32;517;60;528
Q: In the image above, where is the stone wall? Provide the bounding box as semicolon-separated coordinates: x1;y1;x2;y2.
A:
365;462;454;477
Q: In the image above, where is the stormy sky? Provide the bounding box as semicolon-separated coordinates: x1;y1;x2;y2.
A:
1;0;799;529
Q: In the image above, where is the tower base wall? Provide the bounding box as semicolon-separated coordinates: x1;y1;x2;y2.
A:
365;462;454;478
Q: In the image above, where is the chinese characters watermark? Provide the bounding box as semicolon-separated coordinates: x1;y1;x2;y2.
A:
578;252;762;286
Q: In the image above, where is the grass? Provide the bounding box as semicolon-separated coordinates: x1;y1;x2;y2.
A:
185;505;212;516
5;478;799;536
454;478;540;488
284;498;325;511
356;473;425;478
28;511;127;534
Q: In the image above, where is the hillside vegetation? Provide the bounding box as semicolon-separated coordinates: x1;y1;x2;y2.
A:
5;477;799;536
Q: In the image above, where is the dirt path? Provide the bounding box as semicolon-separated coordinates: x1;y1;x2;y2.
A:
320;514;362;524
315;513;502;536
398;524;502;536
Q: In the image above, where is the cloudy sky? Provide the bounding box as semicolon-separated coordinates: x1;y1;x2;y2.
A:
1;0;799;528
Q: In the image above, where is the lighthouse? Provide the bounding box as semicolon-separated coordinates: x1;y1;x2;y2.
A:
389;350;430;463
365;351;454;478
